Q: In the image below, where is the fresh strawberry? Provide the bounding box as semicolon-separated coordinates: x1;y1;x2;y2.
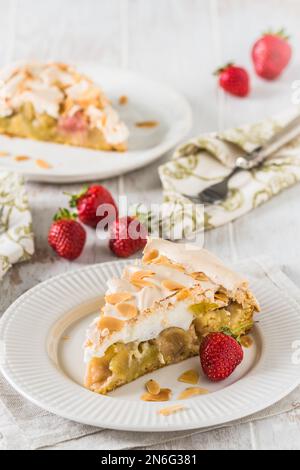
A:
200;332;244;382
48;208;86;260
109;216;147;258
215;63;250;97
68;185;118;228
252;29;292;80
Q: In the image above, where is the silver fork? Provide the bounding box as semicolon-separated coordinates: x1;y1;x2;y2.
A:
184;114;300;205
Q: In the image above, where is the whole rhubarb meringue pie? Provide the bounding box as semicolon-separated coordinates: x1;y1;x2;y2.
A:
0;62;128;151
84;238;260;394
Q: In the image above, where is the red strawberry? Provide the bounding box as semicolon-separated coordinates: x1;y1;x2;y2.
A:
252;29;292;80
109;216;148;258
215;63;250;97
48;209;86;260
200;332;244;382
68;185;118;228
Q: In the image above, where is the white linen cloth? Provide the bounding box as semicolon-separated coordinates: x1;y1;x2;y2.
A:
0;171;34;280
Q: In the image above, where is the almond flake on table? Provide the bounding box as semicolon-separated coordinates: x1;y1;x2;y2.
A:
135;120;158;128
14;155;31;162
0;151;9;157
36;159;52;169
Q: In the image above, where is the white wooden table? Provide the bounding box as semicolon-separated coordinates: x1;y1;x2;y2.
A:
1;0;300;450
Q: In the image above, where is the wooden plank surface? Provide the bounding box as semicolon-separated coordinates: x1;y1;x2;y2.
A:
0;0;299;450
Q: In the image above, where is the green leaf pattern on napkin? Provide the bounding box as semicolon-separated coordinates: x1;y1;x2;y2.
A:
0;172;34;280
136;108;300;238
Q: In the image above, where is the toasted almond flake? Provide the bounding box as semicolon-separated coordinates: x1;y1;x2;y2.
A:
240;335;253;348
105;292;133;305
115;302;138;319
131;270;155;281
151;255;185;272
141;388;171;402
119;95;128;105
151;255;170;266
158;405;186;416
36;159;52;169
131;279;156;289
143;249;159;264
146;379;161;395
176;288;191;301
97;316;125;333
136;120;158;128
14;155;31;162
178;369;199;385
0;151;9;157
62;335;70;341
161;279;185;291
191;272;209;281
178;387;209;400
171;262;186;272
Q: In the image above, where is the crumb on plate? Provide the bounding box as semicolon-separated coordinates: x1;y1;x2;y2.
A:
119;95;128;105
135;121;158;128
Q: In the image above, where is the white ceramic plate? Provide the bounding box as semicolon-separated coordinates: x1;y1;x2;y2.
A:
1;260;300;432
0;64;192;183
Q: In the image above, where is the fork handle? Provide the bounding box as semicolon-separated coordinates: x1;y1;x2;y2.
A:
222;166;242;184
235;114;300;170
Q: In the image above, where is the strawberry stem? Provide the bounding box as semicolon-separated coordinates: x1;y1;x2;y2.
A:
263;27;290;40
220;327;242;344
53;208;77;222
213;62;234;76
65;185;89;208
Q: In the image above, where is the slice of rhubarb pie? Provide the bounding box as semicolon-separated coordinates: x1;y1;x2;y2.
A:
84;238;259;394
0;62;128;150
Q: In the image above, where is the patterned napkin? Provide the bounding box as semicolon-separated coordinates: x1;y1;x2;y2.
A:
135;107;300;238
0;172;34;280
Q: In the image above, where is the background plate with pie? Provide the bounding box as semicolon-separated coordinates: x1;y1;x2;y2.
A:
0;64;192;183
